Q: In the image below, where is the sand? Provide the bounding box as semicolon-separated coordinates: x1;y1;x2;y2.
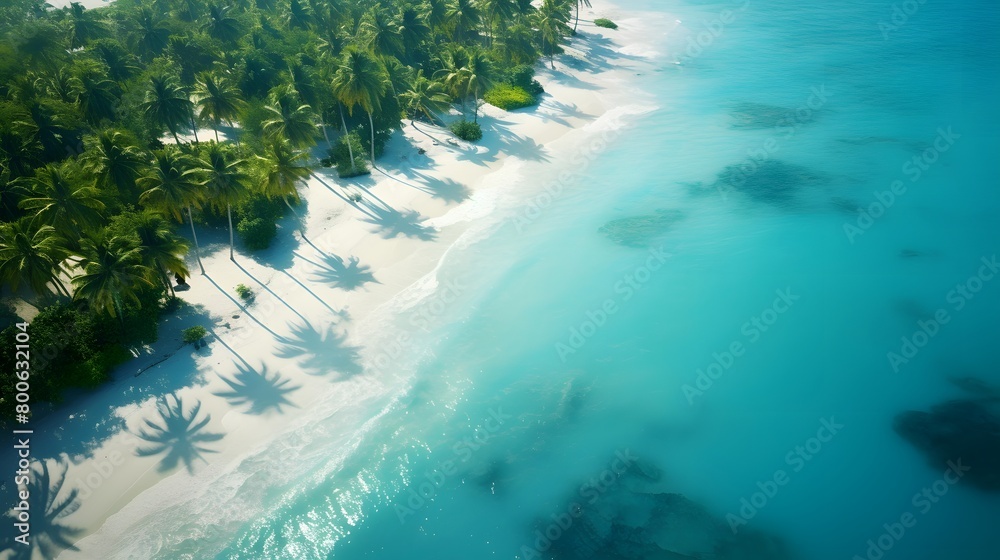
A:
5;3;666;558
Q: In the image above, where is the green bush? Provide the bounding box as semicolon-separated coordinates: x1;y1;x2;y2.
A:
235;284;254;301
330;132;370;178
235;192;285;223
484;84;537;110
595;18;618;29
507;65;544;97
450;120;483;142
65;345;132;389
182;325;208;344
236;216;277;251
0;299;163;420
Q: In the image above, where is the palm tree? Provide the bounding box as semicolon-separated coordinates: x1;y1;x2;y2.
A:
253;138;310;228
126;7;170;59
142;74;195;145
202;3;241;43
480;0;517;45
332;49;387;166
359;6;403;60
132;211;189;297
286;0;312;30
0;220;70;298
285;61;333;146
435;47;472;115
0;167;27;222
192;72;246;142
81;129;148;199
201;142;249;260
447;0;481;43
138;147;207;274
70;69;120;125
535;0;572;69
398;5;431;60
20;164;106;238
262;87;318;149
14;21;67;68
425;0;449;31
92;40;141;83
73;234;153;319
401;71;450;127
465;49;494;123
573;0;592;33
496;21;539;65
0;120;43;178
20;100;77;161
66;2;110;48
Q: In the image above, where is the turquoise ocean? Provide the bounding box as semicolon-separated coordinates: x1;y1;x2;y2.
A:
118;0;1000;558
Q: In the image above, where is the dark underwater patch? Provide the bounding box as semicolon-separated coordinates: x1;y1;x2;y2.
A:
599;209;685;248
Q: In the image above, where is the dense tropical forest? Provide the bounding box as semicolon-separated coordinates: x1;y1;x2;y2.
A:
0;0;598;419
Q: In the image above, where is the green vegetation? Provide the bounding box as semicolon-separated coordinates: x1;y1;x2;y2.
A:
182;325;208;344
594;18;619;30
450;120;484;142
235;283;254;301
0;0;587;419
485;84;536;111
330;132;370;178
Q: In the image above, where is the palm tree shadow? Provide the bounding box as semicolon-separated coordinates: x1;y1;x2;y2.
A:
362;205;438;241
275;321;364;379
309;253;379;291
131;394;224;474
454;143;499;167
501;134;550;161
214;362;300;415
410;170;471;203
232;260;310;326
2;459;82;559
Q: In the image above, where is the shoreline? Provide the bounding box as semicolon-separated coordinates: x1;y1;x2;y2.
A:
5;3;665;558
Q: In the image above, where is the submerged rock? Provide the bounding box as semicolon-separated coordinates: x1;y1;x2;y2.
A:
534;464;795;560
894;399;1000;491
730;102;810;129
715;160;823;203
598;209;685;248
948;375;999;397
831;196;863;214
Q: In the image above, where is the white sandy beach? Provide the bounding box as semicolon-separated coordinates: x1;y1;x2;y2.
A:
6;3;666;558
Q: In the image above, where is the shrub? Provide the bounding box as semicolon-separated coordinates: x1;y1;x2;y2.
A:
182;325;208;344
450;120;483;142
236;217;277;251
235;192;285;223
485;84;536;111
0;299;164;419
330;132;370;178
595;18;618;29
508;65;544;97
235;284;254;301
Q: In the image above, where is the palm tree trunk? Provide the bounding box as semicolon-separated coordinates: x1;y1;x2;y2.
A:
186;205;205;274
113;295;127;338
191;116;200;143
50;278;71;298
367;111;377;168
214;126;220;143
171;128;181;145
321;121;332;147
157;262;175;297
574;4;581;33
227;203;235;260
473;86;480;123
283;197;304;236
339;105;357;174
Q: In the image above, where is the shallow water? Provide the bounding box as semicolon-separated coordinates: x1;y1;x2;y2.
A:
98;0;1000;558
